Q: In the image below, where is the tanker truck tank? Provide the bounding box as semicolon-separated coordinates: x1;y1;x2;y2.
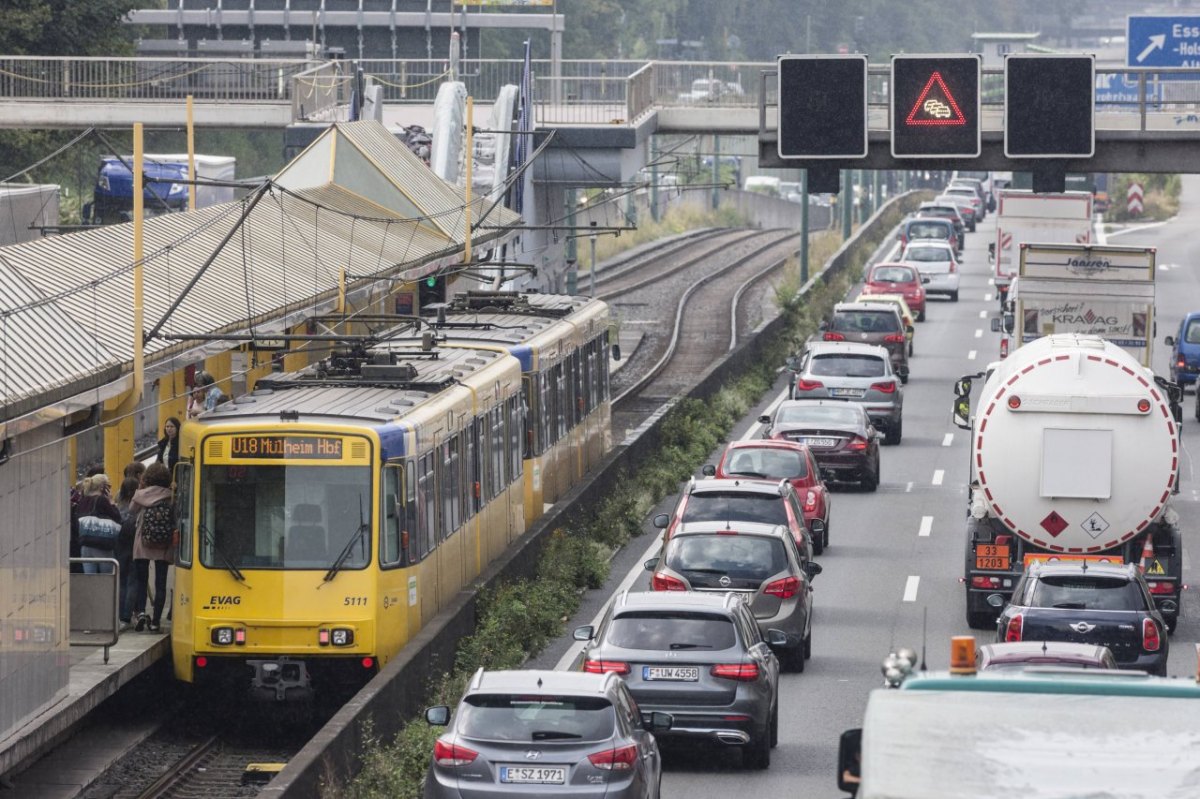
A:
953;334;1184;631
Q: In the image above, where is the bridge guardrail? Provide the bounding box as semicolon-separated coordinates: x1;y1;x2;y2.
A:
292;60;350;121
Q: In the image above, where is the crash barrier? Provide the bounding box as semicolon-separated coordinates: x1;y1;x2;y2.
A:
259;189;929;799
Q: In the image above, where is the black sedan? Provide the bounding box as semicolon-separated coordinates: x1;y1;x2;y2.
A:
759;400;880;491
995;562;1169;676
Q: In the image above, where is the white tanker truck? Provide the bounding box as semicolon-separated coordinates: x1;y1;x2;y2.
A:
953;334;1184;631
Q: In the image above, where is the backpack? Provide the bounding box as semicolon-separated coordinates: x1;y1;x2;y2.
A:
141;498;177;547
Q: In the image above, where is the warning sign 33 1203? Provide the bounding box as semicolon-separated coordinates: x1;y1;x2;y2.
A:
890;54;981;158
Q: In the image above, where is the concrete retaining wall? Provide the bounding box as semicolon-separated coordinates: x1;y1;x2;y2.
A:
260;189;928;799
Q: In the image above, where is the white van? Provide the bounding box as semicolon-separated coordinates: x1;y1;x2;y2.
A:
743;176;781;197
951;170;995;210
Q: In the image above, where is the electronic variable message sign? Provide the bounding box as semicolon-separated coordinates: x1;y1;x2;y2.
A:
891;55;981;158
777;55;868;159
1005;54;1095;158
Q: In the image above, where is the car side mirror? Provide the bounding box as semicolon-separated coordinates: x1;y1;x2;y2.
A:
643;557;659;571
765;629;789;647
642;711;673;732
573;625;595;641
653;514;670;530
425;705;451;726
758;414;771;425
804;561;823;579
701;464;716;477
990;317;1001;333
611;343;622;362
818;320;829;331
1165;335;1176;347
1003;313;1014;335
785;355;800;371
838;728;863;796
987;242;996;263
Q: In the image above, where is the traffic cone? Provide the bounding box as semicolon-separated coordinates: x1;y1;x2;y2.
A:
1139;535;1155;573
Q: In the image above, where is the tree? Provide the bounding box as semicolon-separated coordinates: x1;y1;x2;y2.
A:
0;0;141;57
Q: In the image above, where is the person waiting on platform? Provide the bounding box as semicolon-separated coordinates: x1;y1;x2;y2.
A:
155;417;181;472
73;473;123;574
130;463;176;633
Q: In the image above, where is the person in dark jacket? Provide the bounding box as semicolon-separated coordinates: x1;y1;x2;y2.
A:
130;463;175;633
155;417;181;472
115;475;142;628
73;473;123;574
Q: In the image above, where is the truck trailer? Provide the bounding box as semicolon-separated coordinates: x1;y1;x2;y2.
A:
990;190;1093;307
954;334;1183;631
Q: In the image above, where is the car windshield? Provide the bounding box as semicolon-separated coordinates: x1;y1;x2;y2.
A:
682;492;787;526
905;247;951;263
458;694;615;742
908;222;949;239
810;353;886;378
666;535;788;582
871;266;916;283
607;611;737;650
724;447;808;479
830;311;901;334
776;404;859;426
1028;576;1147;610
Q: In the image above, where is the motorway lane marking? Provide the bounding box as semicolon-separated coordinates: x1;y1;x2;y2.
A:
988;278;995;285
942;433;953;446
1159;263;1174;271
1107;219;1171;240
978;310;987;318
906;481;913;493
903;575;920;602
932;469;945;485
974;329;983;338
918;516;933;537
968;350;977;360
984;292;993;302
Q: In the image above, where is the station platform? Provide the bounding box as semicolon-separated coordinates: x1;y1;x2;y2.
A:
0;629;169;798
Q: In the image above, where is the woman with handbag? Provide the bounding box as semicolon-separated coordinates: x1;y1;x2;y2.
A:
73;474;123;574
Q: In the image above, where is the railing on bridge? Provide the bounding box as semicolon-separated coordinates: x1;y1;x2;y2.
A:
0;56;317;102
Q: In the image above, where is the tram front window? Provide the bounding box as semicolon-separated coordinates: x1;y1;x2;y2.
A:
199;465;372;570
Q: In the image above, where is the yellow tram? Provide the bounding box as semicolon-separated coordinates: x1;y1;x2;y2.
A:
170;294;613;697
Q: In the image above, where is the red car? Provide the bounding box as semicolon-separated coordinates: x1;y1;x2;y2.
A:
861;262;927;320
702;440;831;554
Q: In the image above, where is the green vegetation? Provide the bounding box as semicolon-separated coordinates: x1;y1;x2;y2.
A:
1105;174;1182;224
336;197;909;799
585;201;751;268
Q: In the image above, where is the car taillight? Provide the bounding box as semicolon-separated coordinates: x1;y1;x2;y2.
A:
1178;358;1187;369
796;377;824;391
949;260;957;273
1142;618;1161;652
1005;613;1023;643
823;332;845;341
971;576;1002;588
870;381;896;394
846;437;869;451
999;337;1009;359
711;662;760;681
804;489;818;512
763;576;800;599
883;334;905;343
588;744;638;771
584;659;631;674
1147;581;1175;595
651;572;687;591
434;738;478;767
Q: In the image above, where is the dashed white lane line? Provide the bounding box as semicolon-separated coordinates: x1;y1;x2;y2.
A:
932;469;945;486
988;278;995;285
905;481;913;493
968;350;977;360
979;310;987;318
942;433;954;447
903;575;921;602
974;329;983;338
918;516;933;537
984;292;993;302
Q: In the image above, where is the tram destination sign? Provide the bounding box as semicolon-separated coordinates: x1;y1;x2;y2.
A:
231;435;344;459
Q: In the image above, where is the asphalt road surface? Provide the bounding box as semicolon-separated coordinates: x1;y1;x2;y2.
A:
530;182;1200;797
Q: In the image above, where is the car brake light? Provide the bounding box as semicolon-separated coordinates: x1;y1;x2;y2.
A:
971;576;1002;588
823;332;845;341
434;738;478;767
1142;618;1161;652
711;662;760;681
796;378;824;391
870;381;896;394
999;337;1009;359
1147;581;1174;595
846;437;869;451
588;744;638;771
1178;358;1186;369
763;576;800;599
584;659;631;674
1005;613;1023;643
804;489;818;512
883;334;905;344
651;572;687;591
949;260;957;273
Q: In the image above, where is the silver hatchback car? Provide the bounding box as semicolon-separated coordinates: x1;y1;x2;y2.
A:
574;591;782;770
643;520;821;671
423;669;670;798
788;341;904;445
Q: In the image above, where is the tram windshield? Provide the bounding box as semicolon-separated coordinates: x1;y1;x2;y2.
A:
199;464;372;570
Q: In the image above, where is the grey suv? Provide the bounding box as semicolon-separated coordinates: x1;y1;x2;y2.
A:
644;520;821;671
788;341;903;444
575;591;781;769
423;669;670;798
821;302;910;384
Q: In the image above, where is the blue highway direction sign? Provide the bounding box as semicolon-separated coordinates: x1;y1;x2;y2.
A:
1127;15;1200;67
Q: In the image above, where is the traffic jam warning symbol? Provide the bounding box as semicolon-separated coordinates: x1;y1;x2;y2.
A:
891;55;981;158
1040;510;1069;537
905;72;966;126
